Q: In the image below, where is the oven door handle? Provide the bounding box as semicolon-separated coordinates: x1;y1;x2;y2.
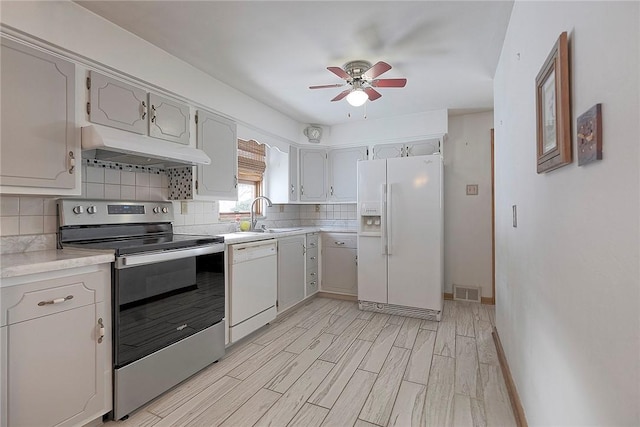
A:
116;243;225;269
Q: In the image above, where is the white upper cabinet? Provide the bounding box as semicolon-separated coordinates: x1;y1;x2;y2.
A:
372;138;440;159
88;71;190;145
148;93;190;145
265;145;298;203
328;146;368;202
0;38;79;194
196;110;237;199
299;149;327;202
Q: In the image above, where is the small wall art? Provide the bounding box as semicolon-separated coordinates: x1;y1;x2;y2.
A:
535;31;572;173
577;103;602;166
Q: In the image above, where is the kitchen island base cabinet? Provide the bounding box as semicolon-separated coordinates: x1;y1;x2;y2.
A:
321;233;358;296
277;235;306;313
0;265;111;427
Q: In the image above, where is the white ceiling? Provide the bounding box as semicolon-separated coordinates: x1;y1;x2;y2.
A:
76;1;513;126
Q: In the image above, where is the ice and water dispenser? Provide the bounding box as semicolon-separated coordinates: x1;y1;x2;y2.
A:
360;202;382;234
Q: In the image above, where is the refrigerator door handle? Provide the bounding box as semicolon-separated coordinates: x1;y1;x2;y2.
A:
381;183;387;255
387;183;392;255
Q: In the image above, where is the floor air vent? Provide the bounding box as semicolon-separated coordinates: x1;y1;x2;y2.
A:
453;285;481;303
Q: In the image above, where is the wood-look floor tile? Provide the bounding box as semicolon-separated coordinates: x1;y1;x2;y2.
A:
308;339;372;409
480;363;517;426
456;302;476;337
453;394;487;427
228;327;306;380
254;311;311;345
359;323;401;373
434;316;456;357
266;333;334;393
420;318;439;331
113;410;160;427
359;347;411;426
256;360;334;427
471;303;491;323
153;376;241;427
404;329;436;385
357;310;375;320
387;315;405;325
424;355;455;427
320;370;377;427
218;388;281;427
394;317;421;349
486;305;496;327
455;335;482;399
286;315;339;354
296;301;340;329
319;318;368;363
387;380;427;427
354;420;379;427
287;403;329;427
358;313;390;341
302;297;334;313
330;300;356;316
180;351;295;427
444;300;457;318
147;343;262;417
474;319;499;366
322;305;361;336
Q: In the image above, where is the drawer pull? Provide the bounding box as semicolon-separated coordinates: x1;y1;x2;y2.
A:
309;243;316;247
97;318;105;344
310;256;316;260
38;295;74;306
334;241;345;246
310;281;317;286
310;272;316;276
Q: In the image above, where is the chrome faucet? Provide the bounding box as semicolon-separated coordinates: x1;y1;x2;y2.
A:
250;196;273;231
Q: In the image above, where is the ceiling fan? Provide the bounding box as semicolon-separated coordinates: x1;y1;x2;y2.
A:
309;60;407;107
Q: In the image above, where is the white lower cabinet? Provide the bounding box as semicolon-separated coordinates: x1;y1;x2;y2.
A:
321;232;358;296
0;266;111;427
305;233;319;297
277;235;305;313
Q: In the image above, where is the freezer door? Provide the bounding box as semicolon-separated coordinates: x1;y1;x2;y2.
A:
386;155;443;311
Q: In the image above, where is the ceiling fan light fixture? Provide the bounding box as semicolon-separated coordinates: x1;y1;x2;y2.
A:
346;89;368;107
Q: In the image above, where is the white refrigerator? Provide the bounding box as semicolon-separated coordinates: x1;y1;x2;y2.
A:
357;154;443;320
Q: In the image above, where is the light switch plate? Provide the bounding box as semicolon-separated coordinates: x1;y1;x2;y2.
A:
466;184;478;196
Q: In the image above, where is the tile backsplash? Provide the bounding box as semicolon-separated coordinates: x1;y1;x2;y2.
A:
82;163;168;201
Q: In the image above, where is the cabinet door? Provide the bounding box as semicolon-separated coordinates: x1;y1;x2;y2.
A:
5;302;106;427
1;38;77;191
371;142;404;159
265;145;297;204
321;247;358;295
277;235;305;312
289;145;299;202
406;138;440;156
88;71;147;134
299;149;327;202
196;110;238;199
149;93;190;145
328;146;368;202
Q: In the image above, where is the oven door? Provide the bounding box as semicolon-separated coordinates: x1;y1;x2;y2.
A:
113;244;225;368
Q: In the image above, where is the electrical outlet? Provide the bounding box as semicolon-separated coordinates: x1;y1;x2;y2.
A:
315;204;320;212
466;184;478;196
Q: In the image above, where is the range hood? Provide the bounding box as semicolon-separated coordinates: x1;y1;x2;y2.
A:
81;125;211;168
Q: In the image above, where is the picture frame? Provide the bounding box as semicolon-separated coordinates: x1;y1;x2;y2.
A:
535;31;572;173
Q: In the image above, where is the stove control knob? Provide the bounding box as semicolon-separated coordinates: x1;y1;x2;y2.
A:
161;207;169;214
153;206;161;214
72;205;84;215
87;206;97;214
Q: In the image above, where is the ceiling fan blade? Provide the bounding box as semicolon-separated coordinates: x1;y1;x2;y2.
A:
331;89;352;102
370;78;407;88
362;61;392;79
363;87;382;101
309;83;345;89
327;66;351;80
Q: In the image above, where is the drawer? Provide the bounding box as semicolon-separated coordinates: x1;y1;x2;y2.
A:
306;247;318;265
1;270;106;326
306;267;318;283
306;234;319;249
322;232;357;249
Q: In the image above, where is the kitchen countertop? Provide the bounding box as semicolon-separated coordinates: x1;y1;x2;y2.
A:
0;248;115;280
220;227;357;245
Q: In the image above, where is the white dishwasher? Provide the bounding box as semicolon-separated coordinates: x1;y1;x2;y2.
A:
228;239;278;343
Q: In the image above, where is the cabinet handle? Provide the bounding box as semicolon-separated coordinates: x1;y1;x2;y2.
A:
38;295;73;306
310;272;316;276
234;175;238;188
68;151;75;174
330;186;334;196
291;184;295;194
334;241;345;246
303;245;306;256
310;256;316;260
97;318;105;344
310;281;317;286
141;100;148;120
150;104;157;123
309;242;316;247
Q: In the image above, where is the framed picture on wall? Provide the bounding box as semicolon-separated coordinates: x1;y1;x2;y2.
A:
535;31;572;173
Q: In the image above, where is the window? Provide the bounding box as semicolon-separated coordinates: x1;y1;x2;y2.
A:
219;139;266;219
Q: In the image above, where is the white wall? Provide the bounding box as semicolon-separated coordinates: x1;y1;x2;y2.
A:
444;112;493;298
493;1;639;425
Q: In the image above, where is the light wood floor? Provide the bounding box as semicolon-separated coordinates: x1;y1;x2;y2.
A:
109;298;516;427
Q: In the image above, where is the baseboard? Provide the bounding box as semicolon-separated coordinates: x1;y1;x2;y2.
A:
492;327;528;427
444;292;494;305
317;291;357;301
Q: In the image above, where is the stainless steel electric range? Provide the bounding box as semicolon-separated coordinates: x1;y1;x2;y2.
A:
57;199;226;420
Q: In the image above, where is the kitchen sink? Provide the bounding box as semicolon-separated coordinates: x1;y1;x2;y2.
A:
266;227;303;233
